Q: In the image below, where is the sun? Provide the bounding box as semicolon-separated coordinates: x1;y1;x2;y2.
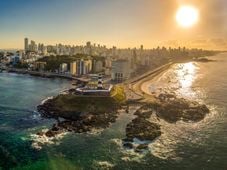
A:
176;6;199;28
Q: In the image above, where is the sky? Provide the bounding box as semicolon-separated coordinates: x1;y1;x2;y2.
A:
0;0;227;50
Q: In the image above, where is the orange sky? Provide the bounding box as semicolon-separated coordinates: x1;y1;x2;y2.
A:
0;0;226;50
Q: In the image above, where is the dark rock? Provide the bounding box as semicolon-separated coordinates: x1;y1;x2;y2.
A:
51;124;60;131
156;93;210;123
123;142;133;149
126;117;161;142
45;130;59;138
136;144;148;150
36;131;45;136
135;144;149;153
37;94;121;134
122;138;133;142
134;110;153;119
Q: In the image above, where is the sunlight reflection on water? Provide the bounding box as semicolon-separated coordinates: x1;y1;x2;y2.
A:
174;62;198;99
176;62;196;88
148;62;213;160
150;62;203;100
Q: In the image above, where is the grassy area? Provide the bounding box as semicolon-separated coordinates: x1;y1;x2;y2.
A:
110;85;126;104
37;54;105;71
53;95;118;112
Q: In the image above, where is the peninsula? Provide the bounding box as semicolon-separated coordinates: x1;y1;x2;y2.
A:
36;58;211;152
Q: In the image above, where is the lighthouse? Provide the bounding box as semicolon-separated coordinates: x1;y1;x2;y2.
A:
97;74;103;90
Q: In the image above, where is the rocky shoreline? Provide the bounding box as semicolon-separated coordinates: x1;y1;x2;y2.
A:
35;62;210;153
36;87;125;140
121;92;210;153
35;88;210;153
35;106;120;144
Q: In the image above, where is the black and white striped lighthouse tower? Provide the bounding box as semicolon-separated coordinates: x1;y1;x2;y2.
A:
97;74;103;90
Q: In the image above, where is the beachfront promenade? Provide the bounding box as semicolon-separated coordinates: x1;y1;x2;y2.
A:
124;62;173;102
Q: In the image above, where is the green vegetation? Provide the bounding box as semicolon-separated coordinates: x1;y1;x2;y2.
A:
13;62;29;69
53;95;117;113
37;54;105;71
111;85;126;104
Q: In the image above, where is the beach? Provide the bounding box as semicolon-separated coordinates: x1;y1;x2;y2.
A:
127;63;173;102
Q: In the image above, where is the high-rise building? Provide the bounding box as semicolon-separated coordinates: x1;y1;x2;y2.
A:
131;48;137;69
86;42;92;55
77;60;84;75
83;59;92;74
60;63;68;73
111;60;130;82
78;59;92;75
30;40;36;52
93;60;103;73
70;59;92;76
24;38;29;52
70;62;77;75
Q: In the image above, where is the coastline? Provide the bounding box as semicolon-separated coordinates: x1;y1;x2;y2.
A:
128;62;174;102
140;64;171;96
137;55;220;97
1;68;89;82
121;58;210;151
29;57;212;152
128;56;214;101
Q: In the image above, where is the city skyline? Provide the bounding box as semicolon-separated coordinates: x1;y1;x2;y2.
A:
0;0;227;50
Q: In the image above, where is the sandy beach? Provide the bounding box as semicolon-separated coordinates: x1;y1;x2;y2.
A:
129;63;173;102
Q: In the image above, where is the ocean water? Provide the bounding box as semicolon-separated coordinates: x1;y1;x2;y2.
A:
0;53;227;170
